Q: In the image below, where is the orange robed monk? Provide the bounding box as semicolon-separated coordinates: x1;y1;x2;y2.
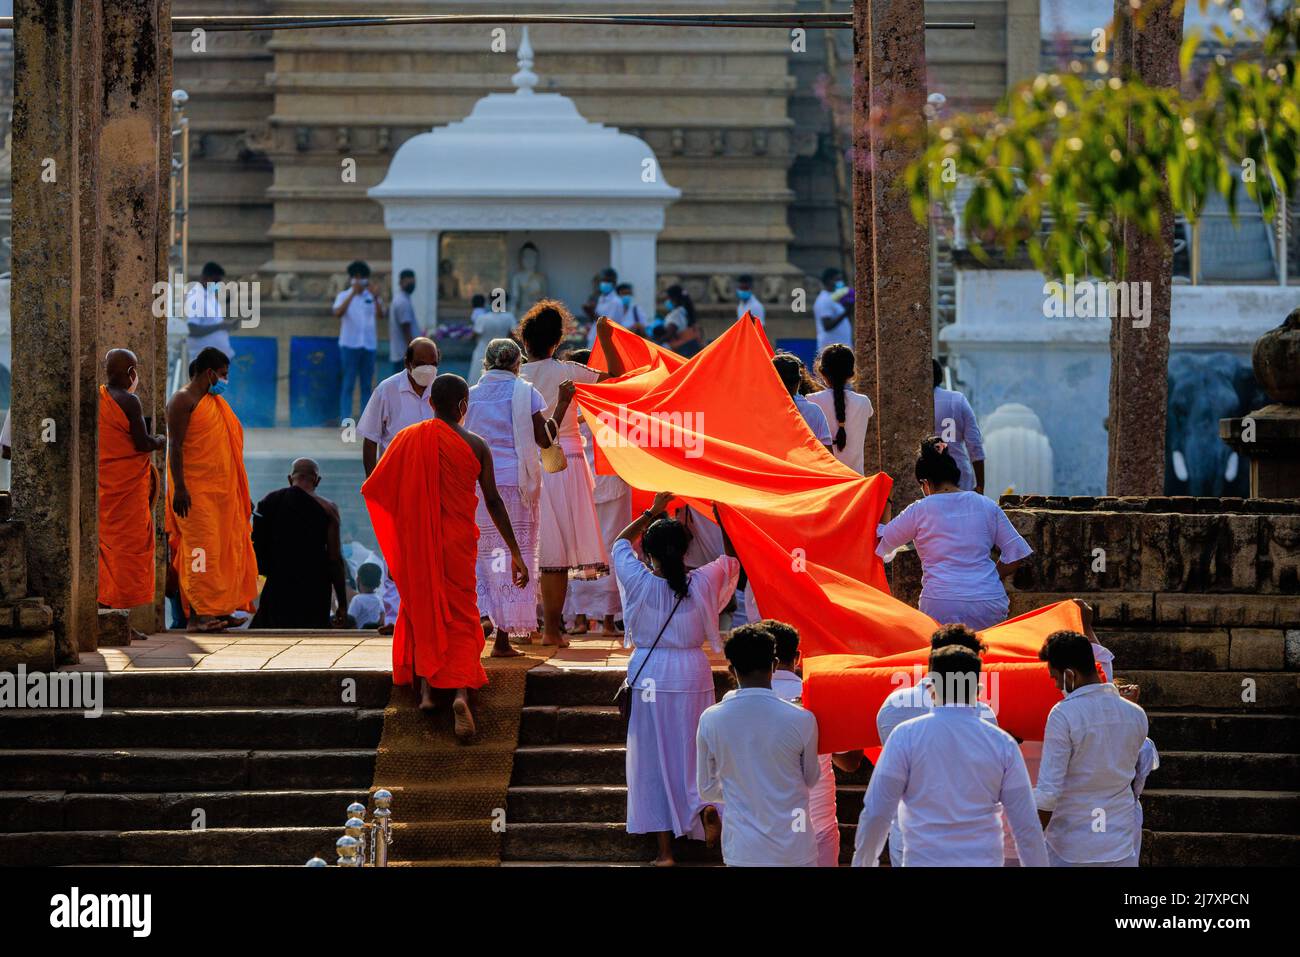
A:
98;349;166;610
362;373;529;741
164;346;258;633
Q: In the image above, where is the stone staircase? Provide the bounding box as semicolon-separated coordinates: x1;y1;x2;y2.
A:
0;670;389;866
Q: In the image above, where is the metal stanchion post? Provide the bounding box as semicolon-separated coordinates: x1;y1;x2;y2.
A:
372;789;394;867
347;801;370;864
305;857;328;867
336;835;362;866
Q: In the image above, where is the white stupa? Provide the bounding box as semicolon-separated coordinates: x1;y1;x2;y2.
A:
370;28;679;327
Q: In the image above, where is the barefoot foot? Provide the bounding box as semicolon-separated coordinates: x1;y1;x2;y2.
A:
700;805;721;848
540;632;570;648
452;694;476;741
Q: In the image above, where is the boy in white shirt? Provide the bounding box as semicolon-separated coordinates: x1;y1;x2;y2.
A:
697;624;821;866
1034;630;1150;867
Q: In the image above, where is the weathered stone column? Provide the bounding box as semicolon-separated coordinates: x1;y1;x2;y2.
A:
853;0;933;507
12;0;99;662
95;0;173;633
850;0;881;476
1106;0;1182;495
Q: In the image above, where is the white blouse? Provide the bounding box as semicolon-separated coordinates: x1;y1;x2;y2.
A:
808;388;873;474
520;357;601;453
876;491;1032;602
613;538;739;693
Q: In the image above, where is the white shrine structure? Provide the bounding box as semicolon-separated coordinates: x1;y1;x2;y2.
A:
369;29;680;328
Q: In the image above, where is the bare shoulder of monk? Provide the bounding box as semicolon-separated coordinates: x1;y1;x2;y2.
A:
108;385;146;422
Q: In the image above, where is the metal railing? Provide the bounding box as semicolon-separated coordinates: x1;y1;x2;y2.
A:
306;788;394;867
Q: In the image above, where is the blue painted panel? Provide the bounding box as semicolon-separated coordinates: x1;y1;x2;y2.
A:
774;337;817;368
225;336;276;428
290;336;341;428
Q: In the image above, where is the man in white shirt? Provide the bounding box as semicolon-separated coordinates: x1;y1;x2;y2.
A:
876;623;1000;866
697;624;821;867
185;261;239;361
853;644;1049;867
358;336;439;630
388;269;421;375
773;353;833;450
813;267;852;353
587;267;626;346
736;273;766;325
333;260;384;424
616;282;649;336
765;619;843;866
1034;630;1150;867
933;360;986;494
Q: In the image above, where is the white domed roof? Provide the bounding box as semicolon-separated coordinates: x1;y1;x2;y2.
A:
370;30;679;203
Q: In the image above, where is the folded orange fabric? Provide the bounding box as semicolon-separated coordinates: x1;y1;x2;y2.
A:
164;394;258;617
97;385;159;609
362;418;487;690
576;317;1077;752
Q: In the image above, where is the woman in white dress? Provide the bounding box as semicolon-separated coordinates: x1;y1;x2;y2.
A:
808;343;874;475
562;349;632;636
464;338;573;654
876;436;1033;630
615;492;737;865
518;301;627;646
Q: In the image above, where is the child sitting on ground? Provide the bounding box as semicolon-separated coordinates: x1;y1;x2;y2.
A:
348;562;385;630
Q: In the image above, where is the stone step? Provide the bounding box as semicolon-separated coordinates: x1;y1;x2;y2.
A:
1098;626;1298;671
1146;710;1300;753
523;667;730;707
15;670;395;709
518;705;623;745
0;707;386;750
511;745;627;786
1147;751;1299;791
508;785;627;823
500;821;723;864
0;826;342;867
0;789;371;833
1140;830;1300;867
1116;670;1300;709
0;748;377;792
833;785;1300;834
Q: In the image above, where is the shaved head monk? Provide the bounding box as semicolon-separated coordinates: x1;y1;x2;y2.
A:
98;349;166;612
165;347;258;632
362;372;529;741
252;458;348;629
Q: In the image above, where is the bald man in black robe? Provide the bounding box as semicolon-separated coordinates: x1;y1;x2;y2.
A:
252;458;348;628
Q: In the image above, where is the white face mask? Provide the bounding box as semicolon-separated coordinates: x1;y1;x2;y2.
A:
410;364;437;388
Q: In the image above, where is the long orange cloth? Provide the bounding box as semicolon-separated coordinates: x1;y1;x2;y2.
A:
164;393;258;617
97;385;159;608
576;316;1078;752
361;418;487;690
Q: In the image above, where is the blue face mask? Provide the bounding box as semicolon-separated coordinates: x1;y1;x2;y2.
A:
599;282;614;295
663;299;674;312
209;376;229;396
620;295;633;308
835;280;847;290
737;289;752;301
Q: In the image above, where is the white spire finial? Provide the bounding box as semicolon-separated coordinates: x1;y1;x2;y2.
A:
512;27;538;95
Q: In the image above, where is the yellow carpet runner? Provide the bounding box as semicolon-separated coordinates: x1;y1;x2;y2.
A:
368;645;554;866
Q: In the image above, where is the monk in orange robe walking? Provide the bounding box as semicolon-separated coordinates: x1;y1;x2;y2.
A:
164;347;258;632
98;349;166;611
362;373;529;741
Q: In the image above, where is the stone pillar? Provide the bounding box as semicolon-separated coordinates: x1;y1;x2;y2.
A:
96;0;173;634
12;0;99;662
390;229;437;336
851;0;881;476
853;0;933;507
609;229;659;323
1106;0;1182;495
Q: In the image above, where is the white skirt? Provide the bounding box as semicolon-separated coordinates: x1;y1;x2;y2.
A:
626;685;715;839
566;484;632;617
475;484;539;636
537;449;609;577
